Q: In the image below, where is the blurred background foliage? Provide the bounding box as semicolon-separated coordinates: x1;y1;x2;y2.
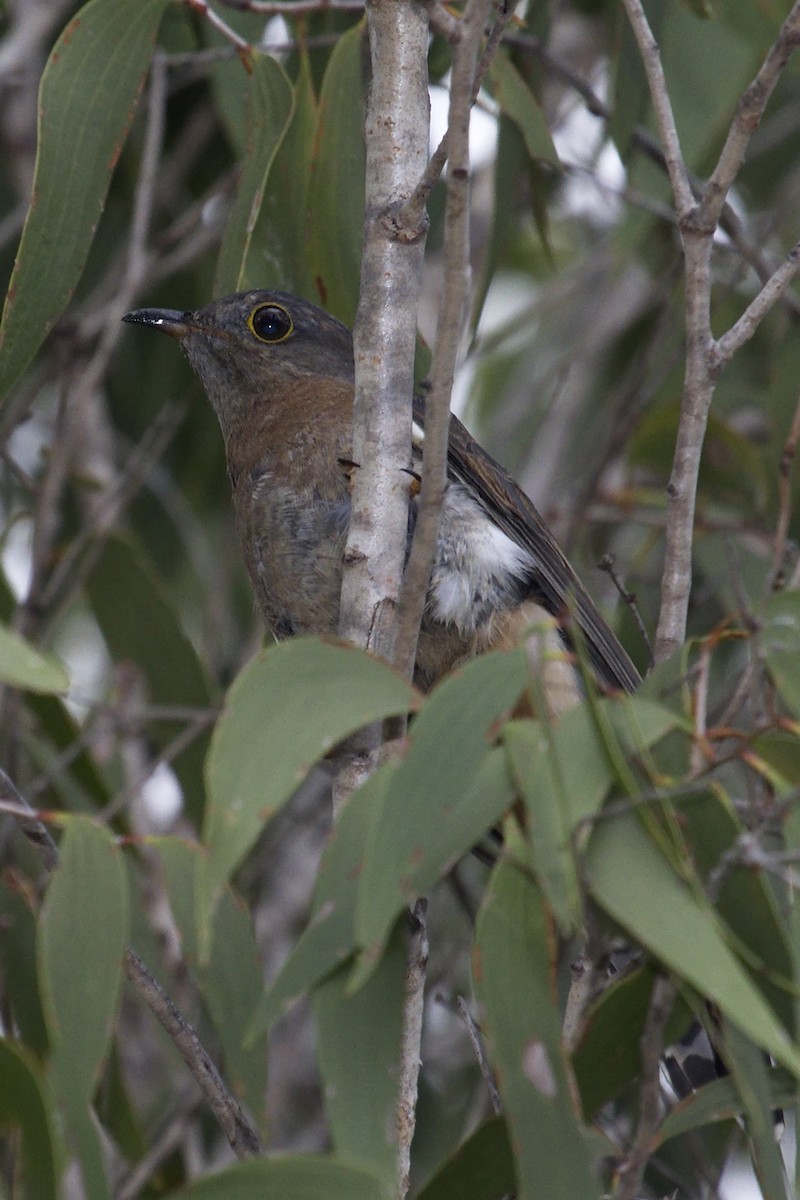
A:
1;0;800;1197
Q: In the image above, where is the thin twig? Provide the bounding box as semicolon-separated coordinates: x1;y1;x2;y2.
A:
715;239;800;367
771;385;800;590
561;954;596;1056
395;0;514;235
124;949;260;1157
422;0;462;43
598;554;653;667
0;769;58;871
396;899;429;1197
689;639;711;776
183;0;253;65
615;975;675;1200
457;994;502;1114
115;1091;201;1200
619;2;693;219
32;404;185;628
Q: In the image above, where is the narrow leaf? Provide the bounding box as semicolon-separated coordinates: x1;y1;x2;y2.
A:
0;623;69;694
586;812;800;1077
155;837;267;1130
215;53;294;295
657;1068;796;1144
313;922;406;1187
246;53;318;296
246;766;388;1043
199;638;416;954
488;50;559;166
415;1116;515;1200
86;534;216;825
38;817;129;1101
356;651;527;967
178;1155;385;1200
473;861;601;1200
308;21;366;323
0;1039;60;1200
0;0;169;409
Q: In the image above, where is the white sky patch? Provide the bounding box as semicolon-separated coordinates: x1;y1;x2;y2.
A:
430;82;498;171
139;761;183;830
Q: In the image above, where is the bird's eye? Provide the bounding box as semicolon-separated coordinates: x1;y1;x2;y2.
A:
248;303;293;343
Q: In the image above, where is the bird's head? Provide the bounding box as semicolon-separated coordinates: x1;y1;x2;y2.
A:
122;290;355;446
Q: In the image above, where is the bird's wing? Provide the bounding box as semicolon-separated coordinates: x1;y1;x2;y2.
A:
413;395;640;693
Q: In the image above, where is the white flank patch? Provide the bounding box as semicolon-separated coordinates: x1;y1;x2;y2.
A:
430;486;532;631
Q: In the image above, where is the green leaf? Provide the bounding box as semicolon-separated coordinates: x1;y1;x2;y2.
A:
585;811;800;1077
206;11;271;155
38;817;129;1101
488;50;559;167
308;21;366;324
38;817;129;1199
0;889;49;1056
473;861;601;1200
86;534;216;825
178;1155;386;1200
199;638;416;954
503;697;678;932
155;837;267;1130
215;53;295;295
0;623;69;693
572;964;689;1121
716;1023;789;1200
657;1067;796;1145
313;921;406;1187
662;4;754;170
676;788;795;1032
0;0;170;411
609;2;653;161
503;719;581;933
245;53;319;297
204;886;268;1130
0;1039;60;1200
414;1116;516;1200
246;766;388;1043
355;651;527;971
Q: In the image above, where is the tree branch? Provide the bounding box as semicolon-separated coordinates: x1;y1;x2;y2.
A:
618;0;693;220
704;4;800;226
393;0;495;679
396;899;429;1196
334;0;430;814
622;0;800;663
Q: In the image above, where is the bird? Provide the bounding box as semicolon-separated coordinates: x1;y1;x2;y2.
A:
122;290;640;705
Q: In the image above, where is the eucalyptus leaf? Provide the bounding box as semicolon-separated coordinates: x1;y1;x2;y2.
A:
0;0;170;412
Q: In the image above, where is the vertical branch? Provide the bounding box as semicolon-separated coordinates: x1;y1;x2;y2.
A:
396;899;429;1197
393;0;495;679
335;0;430;807
621;0;800;664
337;8;430;1193
616;976;675;1200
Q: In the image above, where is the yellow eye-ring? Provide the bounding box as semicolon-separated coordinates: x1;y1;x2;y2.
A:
248;303;293;343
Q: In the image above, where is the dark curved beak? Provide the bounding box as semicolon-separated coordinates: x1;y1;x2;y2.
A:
122;308;195;338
